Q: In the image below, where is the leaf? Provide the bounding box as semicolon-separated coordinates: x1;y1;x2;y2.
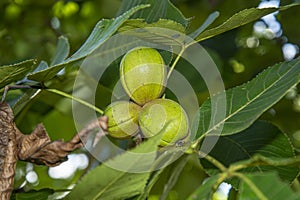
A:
189;11;219;39
160;155;189;200
65;134;162;200
119;19;185;33
239;173;300;200
135;148;189;200
0;59;36;89
195;56;300;138
50;36;70;66
145;153;207;200
187;175;219;200
27;4;150;82
12;89;38;116
35;61;49;72
14;189;55;200
200;121;299;183
195;3;300;42
136;169;164;200
116;0;190;28
118;19;186;46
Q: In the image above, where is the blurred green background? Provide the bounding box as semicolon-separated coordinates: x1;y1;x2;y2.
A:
1;0;299;196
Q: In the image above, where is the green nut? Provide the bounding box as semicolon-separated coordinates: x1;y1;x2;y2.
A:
120;47;167;105
138;99;189;146
104;101;142;139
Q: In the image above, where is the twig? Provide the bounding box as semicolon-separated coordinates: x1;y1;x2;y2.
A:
1;85;33;103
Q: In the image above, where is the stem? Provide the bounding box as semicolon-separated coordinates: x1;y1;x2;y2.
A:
233;172;268;200
198;151;227;172
1;85;33;102
191;134;206;150
292;179;300;192
166;47;185;80
212;173;228;192
229;155;300;172
46;89;104;115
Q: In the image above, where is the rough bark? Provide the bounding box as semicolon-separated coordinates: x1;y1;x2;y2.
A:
0;102;18;200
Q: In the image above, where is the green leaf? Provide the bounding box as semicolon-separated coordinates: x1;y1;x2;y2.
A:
12;89;38;116
239;173;300;200
119;19;185;33
146;153;207;200
195;3;300;42
27;4;150;82
136;169;164;200
201;121;299;183
65;134;162;200
195;56;300;138
118;19;186;46
160;155;189;200
136;148;189;200
50;36;70;66
0;59;36;89
14;189;55;200
189;11;219;39
35;61;49;72
116;0;190;28
187;175;219;200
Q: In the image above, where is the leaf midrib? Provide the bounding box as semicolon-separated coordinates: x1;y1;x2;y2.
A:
203;60;300;136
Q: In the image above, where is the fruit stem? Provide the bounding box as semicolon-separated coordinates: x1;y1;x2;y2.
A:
46;89;104;115
167;47;185;80
167;38;202;80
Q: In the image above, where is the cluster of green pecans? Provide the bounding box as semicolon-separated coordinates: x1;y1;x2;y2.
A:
104;47;190;147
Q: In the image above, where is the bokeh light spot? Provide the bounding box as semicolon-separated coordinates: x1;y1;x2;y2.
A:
49;153;89;179
230;59;245;73
26;171;38;184
282;43;299;61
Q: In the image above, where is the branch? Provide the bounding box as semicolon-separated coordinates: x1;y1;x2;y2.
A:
0;102;18;200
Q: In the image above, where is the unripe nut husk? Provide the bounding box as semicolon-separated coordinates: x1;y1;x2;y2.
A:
138;98;189;146
104;101;142;139
120;47;167;105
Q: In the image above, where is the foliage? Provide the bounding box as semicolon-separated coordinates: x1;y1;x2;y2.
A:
1;0;300;199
